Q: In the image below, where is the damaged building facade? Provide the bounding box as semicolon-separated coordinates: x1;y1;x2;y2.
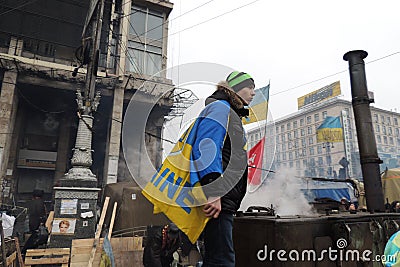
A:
0;0;174;207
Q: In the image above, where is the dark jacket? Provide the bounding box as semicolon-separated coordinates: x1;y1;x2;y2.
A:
28;198;46;232
143;226;181;267
200;82;248;213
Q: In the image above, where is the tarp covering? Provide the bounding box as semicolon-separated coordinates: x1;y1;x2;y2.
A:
302;188;351;202
301;180;355;202
382;168;400;203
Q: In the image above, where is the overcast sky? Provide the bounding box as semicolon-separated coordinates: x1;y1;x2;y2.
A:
165;0;400;120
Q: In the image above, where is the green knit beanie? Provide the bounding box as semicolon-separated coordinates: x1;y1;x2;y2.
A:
226;71;255;92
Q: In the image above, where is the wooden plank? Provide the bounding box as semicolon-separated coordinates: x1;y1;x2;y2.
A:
133;236;143;250
24;256;69;265
108;202;118;240
25;248;70;256
14;237;24;267
45;211;54;233
87;196;109;267
5;251;16;266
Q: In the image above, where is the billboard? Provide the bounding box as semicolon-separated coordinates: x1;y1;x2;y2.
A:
297;81;341;109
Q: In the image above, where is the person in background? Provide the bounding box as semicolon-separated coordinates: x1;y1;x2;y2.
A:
28;189;46;232
22;189;48;256
143;223;181;267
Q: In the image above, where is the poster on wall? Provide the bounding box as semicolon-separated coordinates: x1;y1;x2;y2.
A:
51;218;76;235
60;199;78;214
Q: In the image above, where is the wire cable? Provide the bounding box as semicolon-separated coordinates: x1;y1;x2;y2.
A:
0;0;40;16
270;51;400;97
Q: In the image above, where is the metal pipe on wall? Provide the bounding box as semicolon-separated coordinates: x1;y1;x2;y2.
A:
343;50;384;212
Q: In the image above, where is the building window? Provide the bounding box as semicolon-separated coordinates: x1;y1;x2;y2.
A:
287;132;292;139
281;135;286;142
281;125;285;132
301;148;306;157
307;116;312;124
314;113;319;122
309;147;314;156
303;159;307;167
287;122;291;130
396;128;399;137
289;161;294;168
309;137;314;145
377;135;381;143
301;138;306;147
388;117;392;125
390;137;394;145
326;155;332;165
307;126;312;135
384;136;388;144
282;152;287;160
300;118;304;126
322;111;328;119
294;130;298;138
289;152;293;160
383;126;387;135
317;145;322;154
294;140;299;148
389;127;393;135
276;126;279;133
293;121;298;128
301;128;305;136
288;142;293;149
381;115;385;124
282;143;286;151
373;114;379;123
128;6;164;76
395;118;398;126
376;124;380;133
318;157;323;165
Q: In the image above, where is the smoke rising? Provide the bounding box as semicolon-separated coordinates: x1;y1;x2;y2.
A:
240;168;313;216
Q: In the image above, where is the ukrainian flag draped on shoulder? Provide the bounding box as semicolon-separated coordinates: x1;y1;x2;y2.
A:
316;116;343;143
142;100;231;243
243;84;270;125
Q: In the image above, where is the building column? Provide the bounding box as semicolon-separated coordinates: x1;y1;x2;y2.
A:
105;85;124;184
0;71;19;195
54;115;73;184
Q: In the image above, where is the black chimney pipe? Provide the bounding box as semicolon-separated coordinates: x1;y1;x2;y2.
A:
343;50;385;212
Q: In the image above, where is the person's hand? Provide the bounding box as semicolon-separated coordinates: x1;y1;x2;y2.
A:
203;196;221;218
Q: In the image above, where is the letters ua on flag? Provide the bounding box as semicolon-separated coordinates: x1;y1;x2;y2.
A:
316;116;343;143
248;138;265;185
243;84;270;125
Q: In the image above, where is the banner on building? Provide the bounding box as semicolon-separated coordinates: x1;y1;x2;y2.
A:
317;116;343;143
243;84;270;125
297;81;341;109
248;138;265;185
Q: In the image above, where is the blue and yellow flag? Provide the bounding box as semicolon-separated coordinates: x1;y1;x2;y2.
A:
383;230;400;266
243;84;270;125
316;116;343;143
142;100;231;243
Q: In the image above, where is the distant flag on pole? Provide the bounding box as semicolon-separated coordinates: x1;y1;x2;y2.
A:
243;84;270;125
316;116;343;143
248;137;265;185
